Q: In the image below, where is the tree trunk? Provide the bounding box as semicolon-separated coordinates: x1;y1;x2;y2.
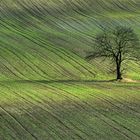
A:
116;63;122;80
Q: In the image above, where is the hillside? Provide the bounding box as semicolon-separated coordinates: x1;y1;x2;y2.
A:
0;80;140;140
0;0;140;81
0;1;140;140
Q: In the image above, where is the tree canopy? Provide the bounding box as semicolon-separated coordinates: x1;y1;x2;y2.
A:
86;26;140;80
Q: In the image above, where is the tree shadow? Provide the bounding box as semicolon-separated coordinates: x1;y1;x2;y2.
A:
0;79;117;84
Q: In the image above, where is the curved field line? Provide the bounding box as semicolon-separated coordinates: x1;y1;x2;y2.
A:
46;82;138;139
0;19;97;78
0;105;37;140
65;82;140;138
0;83;86;139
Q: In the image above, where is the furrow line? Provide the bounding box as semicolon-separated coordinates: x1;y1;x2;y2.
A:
0;105;38;140
47;83;134;139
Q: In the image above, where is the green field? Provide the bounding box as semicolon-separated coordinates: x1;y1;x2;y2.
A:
0;0;140;140
0;81;140;140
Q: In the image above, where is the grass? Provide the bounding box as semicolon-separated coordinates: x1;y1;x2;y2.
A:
0;0;140;139
0;81;140;140
0;0;140;81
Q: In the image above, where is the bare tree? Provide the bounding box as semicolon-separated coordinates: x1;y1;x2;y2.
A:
86;26;140;80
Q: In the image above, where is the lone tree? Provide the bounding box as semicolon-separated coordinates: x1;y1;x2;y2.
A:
86;26;140;80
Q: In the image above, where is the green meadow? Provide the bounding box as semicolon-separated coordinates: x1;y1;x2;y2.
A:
0;0;140;139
